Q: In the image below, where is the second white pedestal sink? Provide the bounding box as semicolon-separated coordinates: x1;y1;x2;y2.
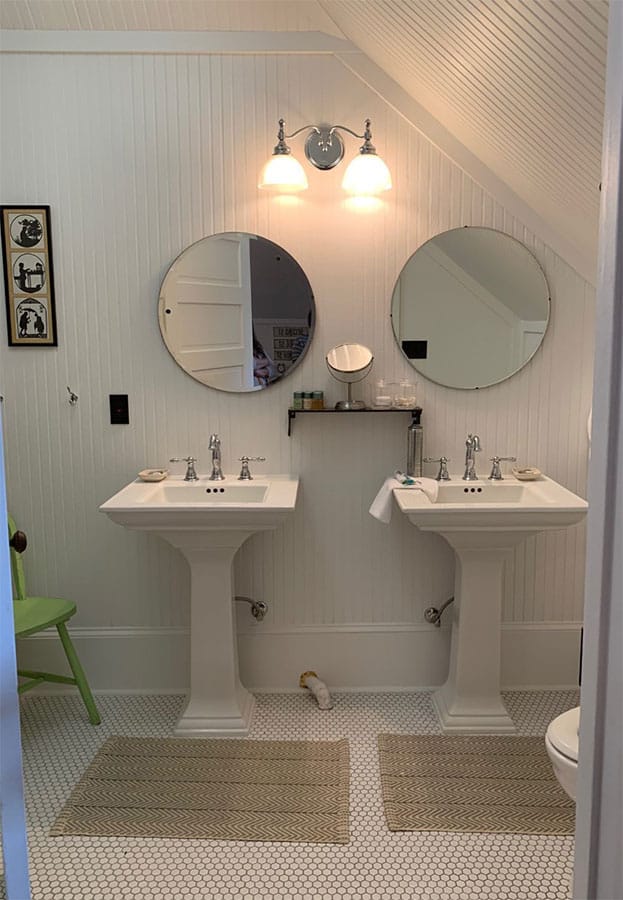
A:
395;475;587;733
100;475;299;737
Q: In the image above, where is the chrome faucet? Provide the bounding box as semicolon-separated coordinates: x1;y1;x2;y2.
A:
463;434;482;481
208;433;225;481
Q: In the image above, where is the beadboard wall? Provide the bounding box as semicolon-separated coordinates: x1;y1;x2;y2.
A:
0;50;595;691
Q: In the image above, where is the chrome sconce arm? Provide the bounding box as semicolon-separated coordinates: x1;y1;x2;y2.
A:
327;118;378;154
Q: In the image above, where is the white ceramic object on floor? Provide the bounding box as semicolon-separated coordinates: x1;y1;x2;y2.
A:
100;475;299;737
545;706;580;800
394;474;587;733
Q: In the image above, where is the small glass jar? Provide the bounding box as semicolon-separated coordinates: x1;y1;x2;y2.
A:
394;379;417;408
374;379;392;408
292;391;304;410
311;391;324;410
303;391;313;410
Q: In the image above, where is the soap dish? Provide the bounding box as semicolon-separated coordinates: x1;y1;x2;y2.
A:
138;468;168;482
512;466;542;481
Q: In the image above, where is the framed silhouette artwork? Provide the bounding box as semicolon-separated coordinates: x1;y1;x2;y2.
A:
1;205;58;346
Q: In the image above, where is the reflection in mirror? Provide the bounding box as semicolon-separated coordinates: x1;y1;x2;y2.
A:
391;227;550;389
159;233;315;392
326;343;374;409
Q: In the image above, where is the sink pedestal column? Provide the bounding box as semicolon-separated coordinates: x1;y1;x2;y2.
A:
433;531;532;734
163;529;255;737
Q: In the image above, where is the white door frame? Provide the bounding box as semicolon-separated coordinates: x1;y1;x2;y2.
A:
573;4;623;898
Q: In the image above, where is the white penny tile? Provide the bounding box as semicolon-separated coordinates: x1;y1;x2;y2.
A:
4;690;578;899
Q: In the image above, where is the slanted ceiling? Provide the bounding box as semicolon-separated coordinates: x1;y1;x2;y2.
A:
0;0;609;281
321;0;608;280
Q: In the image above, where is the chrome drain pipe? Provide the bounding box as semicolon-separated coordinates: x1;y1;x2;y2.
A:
424;596;455;627
235;596;268;621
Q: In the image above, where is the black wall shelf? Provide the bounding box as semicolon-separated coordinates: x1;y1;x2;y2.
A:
287;406;421;436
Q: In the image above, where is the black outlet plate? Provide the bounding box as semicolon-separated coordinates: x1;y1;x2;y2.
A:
109;394;129;425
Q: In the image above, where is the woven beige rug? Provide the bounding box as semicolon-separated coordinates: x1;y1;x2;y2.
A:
51;735;350;843
378;734;574;835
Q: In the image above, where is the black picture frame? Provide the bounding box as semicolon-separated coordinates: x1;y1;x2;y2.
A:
1;205;58;346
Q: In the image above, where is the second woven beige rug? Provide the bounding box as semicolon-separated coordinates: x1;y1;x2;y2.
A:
378;734;574;835
51;735;350;843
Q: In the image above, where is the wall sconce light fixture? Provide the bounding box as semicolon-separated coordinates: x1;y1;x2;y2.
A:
258;118;392;196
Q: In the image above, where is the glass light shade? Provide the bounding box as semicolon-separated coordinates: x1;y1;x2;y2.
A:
258;154;308;192
341;153;392;195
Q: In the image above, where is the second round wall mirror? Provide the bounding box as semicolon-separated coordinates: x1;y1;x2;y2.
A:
390;227;550;390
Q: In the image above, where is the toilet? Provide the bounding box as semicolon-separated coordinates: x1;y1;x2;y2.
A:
545;706;580;800
545;413;589;802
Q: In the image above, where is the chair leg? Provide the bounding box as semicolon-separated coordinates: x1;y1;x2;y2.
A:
56;623;101;725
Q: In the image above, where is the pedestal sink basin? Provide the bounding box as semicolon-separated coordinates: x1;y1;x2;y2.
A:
100;475;299;737
395;475;587;733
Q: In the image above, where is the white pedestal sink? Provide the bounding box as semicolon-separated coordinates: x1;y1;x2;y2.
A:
100;475;299;737
395;476;587;733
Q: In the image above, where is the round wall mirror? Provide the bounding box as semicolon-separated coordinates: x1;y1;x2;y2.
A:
159;232;315;392
390;227;550;389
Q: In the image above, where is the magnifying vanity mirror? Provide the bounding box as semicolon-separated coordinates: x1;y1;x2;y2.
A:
390;227;550;389
159;232;315;392
326;343;374;409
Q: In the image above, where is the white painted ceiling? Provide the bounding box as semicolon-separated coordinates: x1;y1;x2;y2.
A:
0;0;609;280
0;0;343;33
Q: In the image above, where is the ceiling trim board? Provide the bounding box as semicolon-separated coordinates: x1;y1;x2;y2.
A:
336;51;596;286
0;29;359;55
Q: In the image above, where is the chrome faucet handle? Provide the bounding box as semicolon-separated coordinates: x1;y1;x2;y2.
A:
488;456;517;480
238;456;266;480
424;456;451;481
169;456;199;482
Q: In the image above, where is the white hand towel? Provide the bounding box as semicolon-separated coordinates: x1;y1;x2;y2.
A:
369;476;439;524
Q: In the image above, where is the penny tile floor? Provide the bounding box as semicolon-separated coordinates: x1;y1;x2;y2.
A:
4;689;579;899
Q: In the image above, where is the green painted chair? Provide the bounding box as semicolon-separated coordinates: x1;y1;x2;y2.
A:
8;515;101;725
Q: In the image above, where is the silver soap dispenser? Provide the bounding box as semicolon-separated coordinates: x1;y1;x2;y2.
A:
406;407;423;477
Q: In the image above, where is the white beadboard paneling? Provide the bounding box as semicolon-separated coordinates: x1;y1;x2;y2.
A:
321;0;607;278
0;51;594;688
0;0;346;35
15;623;581;692
0;0;607;282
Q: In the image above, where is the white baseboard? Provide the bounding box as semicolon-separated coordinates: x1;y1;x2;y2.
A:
15;622;581;694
